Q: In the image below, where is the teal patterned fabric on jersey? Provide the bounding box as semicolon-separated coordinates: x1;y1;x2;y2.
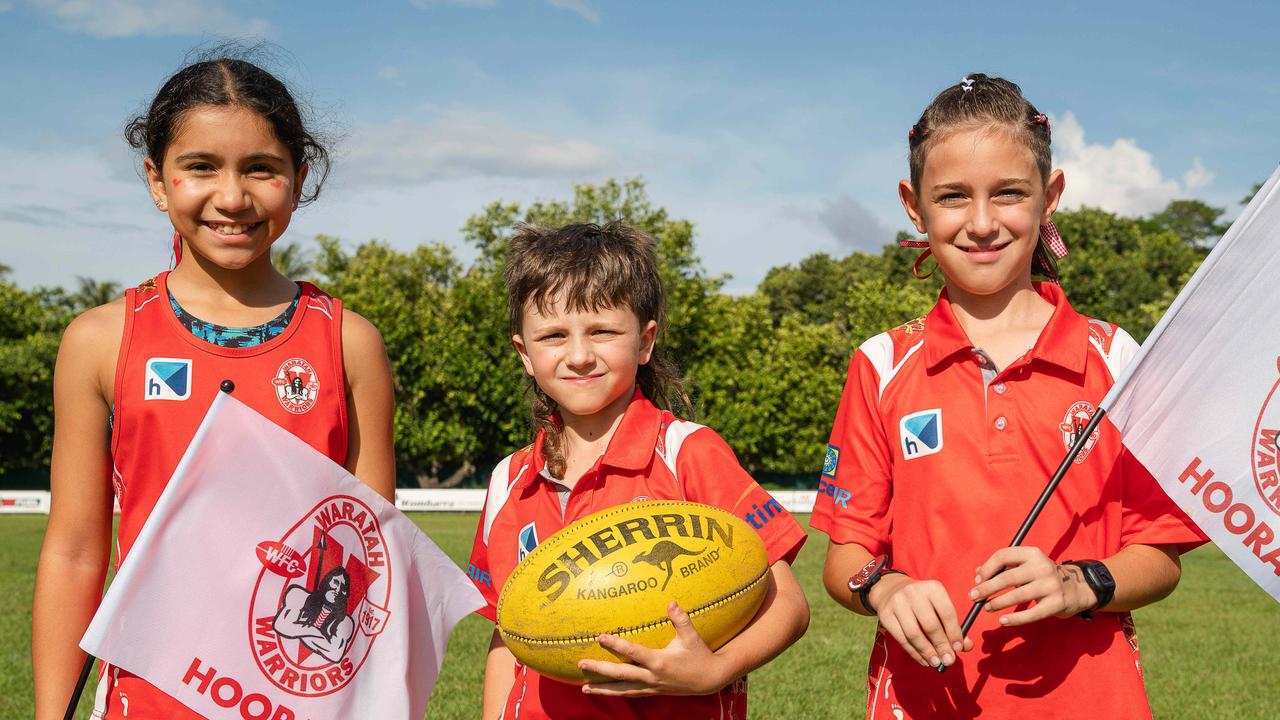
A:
168;287;301;348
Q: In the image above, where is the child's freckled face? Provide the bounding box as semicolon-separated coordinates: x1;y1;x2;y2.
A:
147;105;304;270
906;127;1061;297
514;297;657;422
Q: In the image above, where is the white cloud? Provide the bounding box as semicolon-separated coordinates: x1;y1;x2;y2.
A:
30;0;268;38
1182;158;1214;193
547;0;599;24
341;111;612;185
1053;112;1213;216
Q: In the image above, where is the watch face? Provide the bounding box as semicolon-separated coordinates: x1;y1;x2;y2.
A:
848;555;887;591
1087;562;1116;589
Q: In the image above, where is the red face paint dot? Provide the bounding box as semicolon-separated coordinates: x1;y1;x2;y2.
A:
272;180;283;188
172;178;182;187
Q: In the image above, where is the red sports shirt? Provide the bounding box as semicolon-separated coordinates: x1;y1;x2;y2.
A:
809;282;1204;720
95;270;348;719
468;389;807;720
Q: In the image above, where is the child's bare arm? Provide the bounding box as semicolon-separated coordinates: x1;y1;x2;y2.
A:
821;538;876;613
1096;543;1181;610
341;310;396;501
32;307;120;719
483;630;518;720
578;559;809;696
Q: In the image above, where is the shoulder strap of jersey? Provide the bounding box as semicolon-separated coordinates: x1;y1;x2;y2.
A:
1085;319;1140;382
656;411;709;499
111;274;164;456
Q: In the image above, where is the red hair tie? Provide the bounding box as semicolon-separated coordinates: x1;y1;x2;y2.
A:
1041;221;1067;258
910;249;935;279
898;236;933;280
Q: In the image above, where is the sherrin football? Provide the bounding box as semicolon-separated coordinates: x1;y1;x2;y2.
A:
496;500;770;684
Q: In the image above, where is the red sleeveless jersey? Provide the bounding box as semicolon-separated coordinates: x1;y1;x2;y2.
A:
97;270;348;719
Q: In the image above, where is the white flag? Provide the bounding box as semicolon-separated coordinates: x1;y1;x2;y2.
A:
1102;164;1280;602
81;392;484;719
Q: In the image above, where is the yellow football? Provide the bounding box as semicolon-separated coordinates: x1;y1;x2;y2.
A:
496;500;770;684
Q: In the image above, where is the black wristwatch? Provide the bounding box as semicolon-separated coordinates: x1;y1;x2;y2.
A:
1064;560;1115;620
848;554;905;614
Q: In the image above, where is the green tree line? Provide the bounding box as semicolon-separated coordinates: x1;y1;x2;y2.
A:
0;179;1225;484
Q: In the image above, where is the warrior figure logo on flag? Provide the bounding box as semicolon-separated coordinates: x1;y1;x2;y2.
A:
81;393;483;719
251;495;393;696
274;565;353;662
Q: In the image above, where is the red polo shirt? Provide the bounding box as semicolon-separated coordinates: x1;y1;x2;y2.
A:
468;389;806;720
810;282;1204;720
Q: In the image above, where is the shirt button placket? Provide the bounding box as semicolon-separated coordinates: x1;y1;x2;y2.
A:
994;416;1007;431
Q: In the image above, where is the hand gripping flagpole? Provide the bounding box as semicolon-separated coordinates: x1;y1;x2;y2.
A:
937;405;1108;674
63;380;241;717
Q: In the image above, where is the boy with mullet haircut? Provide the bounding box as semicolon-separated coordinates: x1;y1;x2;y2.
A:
467;221;809;720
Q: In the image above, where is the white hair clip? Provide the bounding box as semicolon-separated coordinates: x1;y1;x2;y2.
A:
961;76;975;92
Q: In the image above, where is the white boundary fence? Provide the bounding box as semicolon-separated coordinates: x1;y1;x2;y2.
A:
3;489;821;515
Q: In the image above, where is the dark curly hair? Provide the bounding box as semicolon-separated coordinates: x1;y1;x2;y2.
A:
298;566;350;640
124;43;331;205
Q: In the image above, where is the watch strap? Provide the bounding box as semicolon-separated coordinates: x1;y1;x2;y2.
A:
861;569;906;614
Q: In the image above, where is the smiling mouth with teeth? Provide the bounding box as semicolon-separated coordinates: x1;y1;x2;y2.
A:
960;241;1012;253
205;222;261;236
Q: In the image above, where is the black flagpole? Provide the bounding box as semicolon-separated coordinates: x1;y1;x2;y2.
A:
937;405;1109;674
62;654;95;720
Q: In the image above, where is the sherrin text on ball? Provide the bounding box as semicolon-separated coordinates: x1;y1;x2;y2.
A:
497;500;769;683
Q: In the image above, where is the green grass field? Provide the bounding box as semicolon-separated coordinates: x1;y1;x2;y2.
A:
4;513;1276;719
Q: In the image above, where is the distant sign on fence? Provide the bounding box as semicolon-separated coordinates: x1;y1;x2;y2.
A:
0;491;51;514
395;489;488;512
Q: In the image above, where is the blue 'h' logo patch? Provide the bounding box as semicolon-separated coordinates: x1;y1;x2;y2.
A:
900;408;943;459
517;522;539;562
144;358;191;401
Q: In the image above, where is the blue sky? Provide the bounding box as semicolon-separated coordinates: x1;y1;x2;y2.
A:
2;1;1278;292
